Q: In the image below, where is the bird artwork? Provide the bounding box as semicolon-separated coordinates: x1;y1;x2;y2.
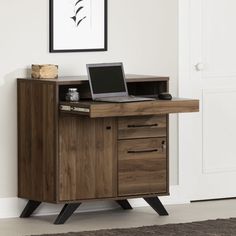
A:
70;0;87;27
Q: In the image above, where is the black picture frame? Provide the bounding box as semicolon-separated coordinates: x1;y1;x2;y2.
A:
49;0;108;53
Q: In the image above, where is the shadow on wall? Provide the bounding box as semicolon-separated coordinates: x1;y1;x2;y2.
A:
0;67;31;87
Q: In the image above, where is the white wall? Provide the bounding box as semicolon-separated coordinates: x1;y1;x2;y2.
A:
0;0;178;199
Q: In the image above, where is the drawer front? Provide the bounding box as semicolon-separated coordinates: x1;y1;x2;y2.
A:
118;116;167;140
118;138;167;196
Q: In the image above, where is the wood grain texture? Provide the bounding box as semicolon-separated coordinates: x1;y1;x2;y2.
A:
118;116;166;140
59;115;117;201
59;99;199;118
18;81;32;198
17;75;169;84
166;115;170;195
118;138;167;196
89;99;199;118
31;64;58;79
18;81;57;202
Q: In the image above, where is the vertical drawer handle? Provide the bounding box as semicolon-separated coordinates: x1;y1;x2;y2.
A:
127;149;158;154
127;124;158;128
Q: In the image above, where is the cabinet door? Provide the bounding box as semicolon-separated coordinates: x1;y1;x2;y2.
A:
118;138;167;196
59;116;117;201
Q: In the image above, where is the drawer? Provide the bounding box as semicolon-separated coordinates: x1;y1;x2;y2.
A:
118;138;167;196
118;116;166;140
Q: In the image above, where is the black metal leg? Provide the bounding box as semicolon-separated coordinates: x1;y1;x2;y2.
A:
144;197;168;216
54;203;81;225
116;200;133;210
20;200;41;218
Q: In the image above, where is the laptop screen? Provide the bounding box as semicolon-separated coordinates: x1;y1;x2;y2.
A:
87;63;128;99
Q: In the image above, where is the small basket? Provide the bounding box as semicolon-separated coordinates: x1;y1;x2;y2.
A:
31;64;58;79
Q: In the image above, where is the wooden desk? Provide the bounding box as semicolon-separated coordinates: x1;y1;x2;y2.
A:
17;75;199;224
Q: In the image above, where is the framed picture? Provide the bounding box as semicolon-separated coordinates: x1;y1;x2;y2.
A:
49;0;107;53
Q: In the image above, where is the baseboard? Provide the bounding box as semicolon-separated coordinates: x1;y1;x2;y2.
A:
0;185;190;219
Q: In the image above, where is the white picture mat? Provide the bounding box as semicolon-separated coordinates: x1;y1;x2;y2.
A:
52;0;105;50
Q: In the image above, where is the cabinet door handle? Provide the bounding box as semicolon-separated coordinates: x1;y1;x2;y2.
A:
127;149;158;154
127;124;158;128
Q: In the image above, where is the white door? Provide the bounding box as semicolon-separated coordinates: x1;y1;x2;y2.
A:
179;0;236;200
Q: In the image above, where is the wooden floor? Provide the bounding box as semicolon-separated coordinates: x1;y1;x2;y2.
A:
1;199;236;236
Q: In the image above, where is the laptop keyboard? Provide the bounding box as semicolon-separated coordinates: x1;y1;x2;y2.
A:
95;96;155;103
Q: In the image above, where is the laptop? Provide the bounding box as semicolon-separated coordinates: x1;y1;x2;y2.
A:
86;62;155;103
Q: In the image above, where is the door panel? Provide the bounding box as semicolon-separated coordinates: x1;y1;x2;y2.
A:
202;89;236;173
179;0;236;200
202;0;236;77
59;116;117;201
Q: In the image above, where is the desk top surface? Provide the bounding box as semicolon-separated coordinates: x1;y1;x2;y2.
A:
60;98;199;118
18;74;169;84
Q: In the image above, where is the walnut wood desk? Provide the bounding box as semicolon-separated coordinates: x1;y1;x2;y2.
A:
17;75;199;224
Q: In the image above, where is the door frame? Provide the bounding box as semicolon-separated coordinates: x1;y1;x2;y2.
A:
178;0;195;200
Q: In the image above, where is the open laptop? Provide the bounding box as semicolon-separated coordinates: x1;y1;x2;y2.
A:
86;62;155;103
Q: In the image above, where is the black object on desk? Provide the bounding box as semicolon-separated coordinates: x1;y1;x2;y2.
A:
158;92;172;100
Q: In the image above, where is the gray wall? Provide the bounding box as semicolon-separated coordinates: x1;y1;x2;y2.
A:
0;0;178;198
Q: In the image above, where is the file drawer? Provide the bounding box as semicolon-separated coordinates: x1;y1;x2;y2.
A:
118;137;167;196
118;116;167;140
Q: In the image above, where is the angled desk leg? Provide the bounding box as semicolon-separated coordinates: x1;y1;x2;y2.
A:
144;197;168;216
20;200;41;218
116;200;133;210
54;203;81;225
